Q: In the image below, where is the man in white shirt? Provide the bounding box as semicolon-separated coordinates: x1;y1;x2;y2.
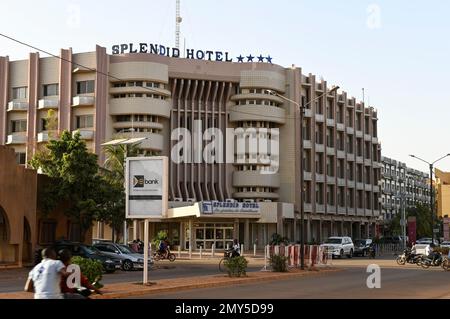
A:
28;248;67;299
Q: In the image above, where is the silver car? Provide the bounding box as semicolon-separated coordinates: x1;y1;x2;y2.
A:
93;242;153;271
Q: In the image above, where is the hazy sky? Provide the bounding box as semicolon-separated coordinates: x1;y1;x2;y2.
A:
1;0;449;172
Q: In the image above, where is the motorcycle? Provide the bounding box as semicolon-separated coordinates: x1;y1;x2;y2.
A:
396;248;422;265
153;248;176;262
419;252;445;269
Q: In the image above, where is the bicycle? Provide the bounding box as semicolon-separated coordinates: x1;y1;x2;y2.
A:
219;249;237;272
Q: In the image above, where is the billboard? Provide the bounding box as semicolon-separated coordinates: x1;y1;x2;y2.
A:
125;157;168;219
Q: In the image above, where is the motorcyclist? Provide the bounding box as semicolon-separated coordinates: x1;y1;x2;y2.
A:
231;239;241;258
158;238;169;258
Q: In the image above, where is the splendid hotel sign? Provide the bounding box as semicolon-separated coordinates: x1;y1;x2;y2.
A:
111;43;273;63
201;201;260;215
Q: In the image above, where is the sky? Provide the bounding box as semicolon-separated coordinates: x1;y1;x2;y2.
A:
1;0;449;172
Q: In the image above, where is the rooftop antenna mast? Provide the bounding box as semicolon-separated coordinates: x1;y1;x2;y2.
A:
175;0;182;50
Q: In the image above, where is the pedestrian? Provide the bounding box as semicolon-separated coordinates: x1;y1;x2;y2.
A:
25;247;69;299
232;239;241;257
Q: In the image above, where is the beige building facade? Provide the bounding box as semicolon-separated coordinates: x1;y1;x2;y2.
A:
0;45;381;249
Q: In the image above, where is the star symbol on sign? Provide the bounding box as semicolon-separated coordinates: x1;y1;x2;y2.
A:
257;55;265;62
266;56;273;64
237;55;244;63
246;54;254;62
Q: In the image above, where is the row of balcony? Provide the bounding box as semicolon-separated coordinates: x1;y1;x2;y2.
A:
6;96;95;112
6;130;94;145
303;203;380;216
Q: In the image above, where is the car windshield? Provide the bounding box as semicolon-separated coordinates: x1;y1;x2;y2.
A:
118;245;134;254
324;238;342;244
81;246;96;255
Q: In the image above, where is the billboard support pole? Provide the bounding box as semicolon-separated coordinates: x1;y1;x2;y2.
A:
143;218;149;284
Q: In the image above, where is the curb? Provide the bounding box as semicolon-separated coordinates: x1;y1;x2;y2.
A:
92;267;342;299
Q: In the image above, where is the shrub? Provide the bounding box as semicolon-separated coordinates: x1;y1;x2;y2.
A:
270;233;289;245
152;230;168;248
224;256;248;277
270;255;289;272
71;256;104;288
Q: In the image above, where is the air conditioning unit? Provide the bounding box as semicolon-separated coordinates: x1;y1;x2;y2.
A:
243;199;255;203
187;198;196;203
174;197;183;202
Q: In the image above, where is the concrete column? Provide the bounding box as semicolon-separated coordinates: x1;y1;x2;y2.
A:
366;223;370;238
350;221;353;238
133;220;138;241
357;222;361;239
319;219;323;243
244;219;250;250
179;222;185;250
307;218;311;243
330;220;334;236
340;220;344;236
233;219;239;241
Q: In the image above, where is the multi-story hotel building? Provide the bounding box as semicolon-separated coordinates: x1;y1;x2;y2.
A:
0;45;381;250
380;156;430;222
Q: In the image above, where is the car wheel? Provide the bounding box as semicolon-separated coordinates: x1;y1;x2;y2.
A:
347;249;353;258
122;260;133;271
339;249;344;259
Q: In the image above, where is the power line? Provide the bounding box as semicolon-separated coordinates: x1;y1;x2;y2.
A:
0;33;347;122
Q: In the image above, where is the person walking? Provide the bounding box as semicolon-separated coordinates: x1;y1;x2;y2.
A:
25;248;68;299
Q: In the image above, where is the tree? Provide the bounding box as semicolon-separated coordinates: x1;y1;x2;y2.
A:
99;142;141;241
30;130;105;241
388;203;432;238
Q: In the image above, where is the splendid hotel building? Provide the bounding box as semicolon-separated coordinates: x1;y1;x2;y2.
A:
0;45;381;250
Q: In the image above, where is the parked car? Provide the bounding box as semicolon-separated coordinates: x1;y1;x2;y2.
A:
440;241;450;249
320;236;354;258
93;241;153;271
34;240;121;273
416;238;439;246
353;239;373;257
379;236;402;244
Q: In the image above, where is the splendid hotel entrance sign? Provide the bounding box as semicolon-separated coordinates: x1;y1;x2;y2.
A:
125;156;168;284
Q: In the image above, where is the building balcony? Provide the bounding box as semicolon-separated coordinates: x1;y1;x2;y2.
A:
326;176;336;184
326;147;335;155
372;137;379;144
303;203;313;212
315;144;325;152
6;133;27;145
233;191;279;200
373;209;381;217
72;129;94;140
304;109;312;118
346;127;354;135
327;205;336;213
347;181;355;188
364;134;372;142
365;184;372;191
326;118;335;127
304;171;312;181
37;132;50;143
232;171;280;188
355;130;363;138
315;174;325;182
112;121;164;131
347;154;355;161
316;204;325;213
7;101;28;112
229;104;286;125
356;182;364;190
336;123;345;131
72;96;95;107
347;207;356;215
365;209;373;216
112;132;164;151
303;140;312;149
38;99;59;110
315;114;324;122
373;185;380;193
356;156;364;164
357;208;365;216
338;206;346;214
364;159;372;166
110;86;171;98
337;178;346;187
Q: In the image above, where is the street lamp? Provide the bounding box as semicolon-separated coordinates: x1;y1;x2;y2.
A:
409;153;450;245
266;85;339;270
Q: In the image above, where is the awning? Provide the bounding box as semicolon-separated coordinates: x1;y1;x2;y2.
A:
101;137;147;146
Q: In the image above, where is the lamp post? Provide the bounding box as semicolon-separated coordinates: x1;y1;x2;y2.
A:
409;153;450;245
266;85;339;269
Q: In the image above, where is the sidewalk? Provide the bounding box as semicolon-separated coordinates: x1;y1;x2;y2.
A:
0;266;341;299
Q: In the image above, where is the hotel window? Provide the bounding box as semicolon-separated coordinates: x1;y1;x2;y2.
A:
11;120;27;133
127;81;143;87
41;118;48;131
43;83;59;96
113;82;126;88
116;115;131;122
76;115;94;129
12;86;28;99
15;152;26;165
76;80;95;94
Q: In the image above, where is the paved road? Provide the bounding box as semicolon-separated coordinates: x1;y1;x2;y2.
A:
0;259;263;293
132;260;450;299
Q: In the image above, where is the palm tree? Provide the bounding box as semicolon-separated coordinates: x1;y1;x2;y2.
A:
102;143;141;185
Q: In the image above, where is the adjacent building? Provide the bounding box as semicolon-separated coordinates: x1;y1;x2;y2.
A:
380;156;430;222
0;45;382;250
435;168;450;219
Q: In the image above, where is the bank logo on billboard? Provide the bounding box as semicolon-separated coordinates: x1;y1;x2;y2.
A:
133;175;145;188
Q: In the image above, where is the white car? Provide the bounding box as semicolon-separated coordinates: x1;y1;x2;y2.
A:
440;241;450;249
320;236;354;258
